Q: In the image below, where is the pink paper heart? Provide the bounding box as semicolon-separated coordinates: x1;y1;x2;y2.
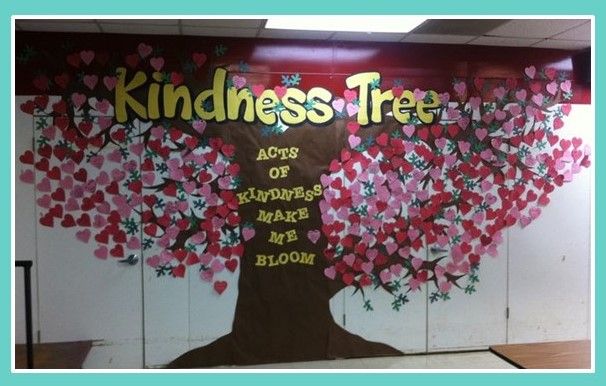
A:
379;269;392;284
307;230;320;244
126;236;141;250
36;177;51;192
331;98;345;112
242;227;255;241
65;197;79;211
129;142;144;156
94;245;108;259
71;93;86;109
146;255;160;268
402;124;415;138
390;263;403;276
192;120;207;134
19;169;35;184
324;266;336;280
96;201;110;214
343;254;355;266
190;232;206;244
93;214;107;228
76;229;91;243
95;172;109;186
346;103;359;117
42;125;56;140
90;154;104;169
210;259;225;273
103;76;117;91
200;270;214;282
348;135;361;148
150;57;165;71
36;194;51;208
107;149;122;163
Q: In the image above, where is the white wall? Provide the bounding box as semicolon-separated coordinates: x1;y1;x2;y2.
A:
507;104;592;343
14;98;38;344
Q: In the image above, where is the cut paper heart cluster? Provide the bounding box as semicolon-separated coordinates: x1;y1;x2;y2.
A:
140;126;245;293
18;42;245;295
319;65;590;303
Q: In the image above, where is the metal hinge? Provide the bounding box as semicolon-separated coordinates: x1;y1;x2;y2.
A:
37;330;41;343
505;307;510;319
342;314;346;326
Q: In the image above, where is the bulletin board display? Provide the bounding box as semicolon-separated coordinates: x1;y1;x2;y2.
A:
15;31;591;367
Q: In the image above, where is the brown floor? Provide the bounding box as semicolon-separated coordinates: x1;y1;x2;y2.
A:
490;340;591;369
15;340;93;369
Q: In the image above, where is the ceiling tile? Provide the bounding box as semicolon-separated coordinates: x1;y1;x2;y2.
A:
468;36;542;47
182;26;258;38
486;19;588;38
532;39;591;50
259;29;332;40
97;19;178;25
100;23;180;35
16;20;100;33
403;33;475;44
412;19;509;35
552;21;591;41
181;19;264;28
330;31;405;42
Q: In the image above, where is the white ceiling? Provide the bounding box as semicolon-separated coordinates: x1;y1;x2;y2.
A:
15;18;591;50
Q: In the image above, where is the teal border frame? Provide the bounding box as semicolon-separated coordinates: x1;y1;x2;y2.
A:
2;1;601;385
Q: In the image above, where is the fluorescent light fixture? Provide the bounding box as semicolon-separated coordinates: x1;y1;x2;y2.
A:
265;16;427;34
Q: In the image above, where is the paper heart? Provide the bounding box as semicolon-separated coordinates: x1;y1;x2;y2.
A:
103;76;117;91
137;42;153;58
343;254;355;266
524;65;536;79
36;195;51;208
402;124;415;138
531;93;544;106
36;178;51;192
90;155;104;169
493;86;506;100
361;261;373;274
346;103;359;117
546;82;558;95
94;245;108;259
343;89;357;103
126;236;141;250
469;96;481;110
129;142;144;156
331;98;345;112
274;86;287;99
323;266;336;279
189;232;206;244
19;169;34;184
307;230;320;244
453;81;466;96
192;120;207;134
150;57;164;71
213;281;227;295
413;88;426;101
232;75;247;89
76;229;91;243
379;269;392;284
457;140;471;153
348;135;361;148
251;84;265;97
242;227;255;241
83;75;98;90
